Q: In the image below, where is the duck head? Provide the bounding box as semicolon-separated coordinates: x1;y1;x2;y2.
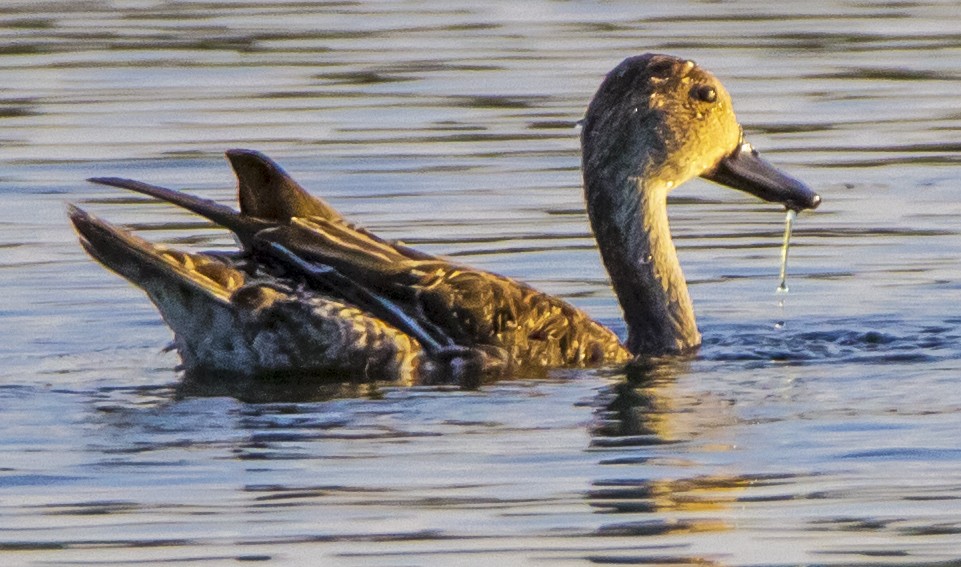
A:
580;54;820;356
582;53;820;211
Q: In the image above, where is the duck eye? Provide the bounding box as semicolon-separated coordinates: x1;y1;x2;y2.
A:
694;85;717;103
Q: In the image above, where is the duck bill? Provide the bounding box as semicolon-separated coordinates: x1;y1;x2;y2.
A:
702;142;821;211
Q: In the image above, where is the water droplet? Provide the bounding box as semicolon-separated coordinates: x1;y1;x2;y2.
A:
776;209;797;293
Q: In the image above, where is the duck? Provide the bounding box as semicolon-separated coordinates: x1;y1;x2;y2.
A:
68;54;820;388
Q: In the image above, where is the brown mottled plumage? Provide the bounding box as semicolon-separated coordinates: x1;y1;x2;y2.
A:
69;54;819;389
70;206;423;383
69;149;630;387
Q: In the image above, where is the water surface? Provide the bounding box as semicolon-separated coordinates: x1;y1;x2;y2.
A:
2;1;961;565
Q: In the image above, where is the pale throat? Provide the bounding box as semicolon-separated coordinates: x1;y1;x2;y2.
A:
633;178;694;316
595;173;700;355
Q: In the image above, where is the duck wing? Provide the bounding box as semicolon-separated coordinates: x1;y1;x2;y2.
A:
220;150;629;367
227;148;438;261
256;216;629;369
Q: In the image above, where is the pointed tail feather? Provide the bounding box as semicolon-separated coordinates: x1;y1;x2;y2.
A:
67;204;242;304
87;176;268;245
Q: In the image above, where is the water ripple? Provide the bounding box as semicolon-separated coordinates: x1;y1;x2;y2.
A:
4;1;961;565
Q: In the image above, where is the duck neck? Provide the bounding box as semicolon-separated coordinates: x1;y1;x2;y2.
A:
586;174;700;356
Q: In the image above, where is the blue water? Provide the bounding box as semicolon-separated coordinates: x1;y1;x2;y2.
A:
2;1;961;565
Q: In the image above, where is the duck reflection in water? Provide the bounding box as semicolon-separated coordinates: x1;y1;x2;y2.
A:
588;360;754;555
69;54;819;393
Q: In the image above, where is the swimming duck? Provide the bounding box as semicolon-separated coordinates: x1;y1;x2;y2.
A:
69;54;820;387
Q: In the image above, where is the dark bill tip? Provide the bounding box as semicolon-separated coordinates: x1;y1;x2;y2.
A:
702;142;821;212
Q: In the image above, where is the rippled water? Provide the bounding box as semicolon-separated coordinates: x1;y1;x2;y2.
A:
3;1;961;565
